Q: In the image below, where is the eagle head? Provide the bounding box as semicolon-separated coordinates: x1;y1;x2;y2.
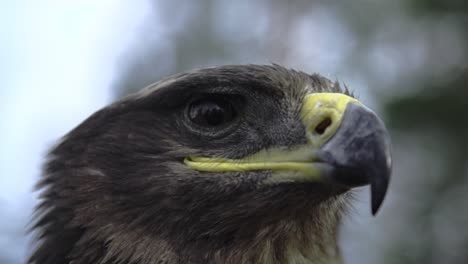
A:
30;65;391;264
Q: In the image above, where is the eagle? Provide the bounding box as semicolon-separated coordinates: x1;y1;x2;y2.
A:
29;65;391;264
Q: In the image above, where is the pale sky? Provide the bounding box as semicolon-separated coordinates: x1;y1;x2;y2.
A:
1;1;149;262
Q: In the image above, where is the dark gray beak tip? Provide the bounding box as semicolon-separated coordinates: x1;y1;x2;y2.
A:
368;109;392;216
321;102;392;216
370;167;390;215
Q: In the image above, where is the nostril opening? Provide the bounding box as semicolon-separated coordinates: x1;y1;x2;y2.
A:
315;117;332;135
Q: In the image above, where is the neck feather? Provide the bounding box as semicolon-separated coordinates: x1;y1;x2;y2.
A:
101;196;347;264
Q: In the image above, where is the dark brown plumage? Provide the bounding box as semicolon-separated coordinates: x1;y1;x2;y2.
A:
29;65;390;264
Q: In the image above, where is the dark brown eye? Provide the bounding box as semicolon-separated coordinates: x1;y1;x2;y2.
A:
188;96;237;127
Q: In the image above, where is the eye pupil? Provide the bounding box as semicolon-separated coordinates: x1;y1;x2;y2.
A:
188;97;236;127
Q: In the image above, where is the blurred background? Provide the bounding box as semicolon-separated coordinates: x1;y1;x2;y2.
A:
1;0;467;263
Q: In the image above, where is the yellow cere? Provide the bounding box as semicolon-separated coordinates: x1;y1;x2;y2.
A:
300;93;361;147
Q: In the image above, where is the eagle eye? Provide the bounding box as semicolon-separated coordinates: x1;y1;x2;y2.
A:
188;96;237;127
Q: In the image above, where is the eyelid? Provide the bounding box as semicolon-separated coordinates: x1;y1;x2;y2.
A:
187;93;246;111
182;93;246;139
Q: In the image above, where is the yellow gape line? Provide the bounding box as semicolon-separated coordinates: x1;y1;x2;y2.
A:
184;156;323;180
184;93;362;182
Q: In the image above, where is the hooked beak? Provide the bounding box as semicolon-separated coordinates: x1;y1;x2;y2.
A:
316;101;392;214
185;93;392;215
